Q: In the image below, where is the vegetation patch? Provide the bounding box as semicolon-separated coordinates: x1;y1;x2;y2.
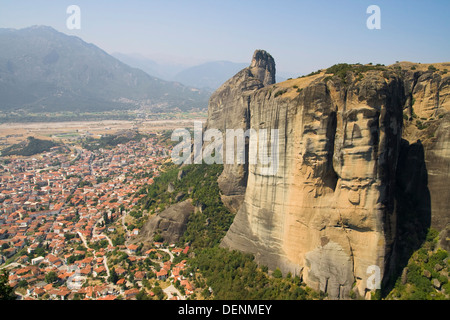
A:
386;228;450;300
1;136;60;156
274;89;288;98
82;131;148;151
135;162;324;300
324;63;386;82
189;247;325;300
138;163;234;249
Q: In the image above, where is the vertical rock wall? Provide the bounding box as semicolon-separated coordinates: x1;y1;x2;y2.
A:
208;52;450;299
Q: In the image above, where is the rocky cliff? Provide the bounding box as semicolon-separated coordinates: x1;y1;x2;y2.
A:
206;51;450;299
205;50;276;213
138;199;195;244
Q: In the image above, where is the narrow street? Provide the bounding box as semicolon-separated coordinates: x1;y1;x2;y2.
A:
77;231;89;249
77;229;110;279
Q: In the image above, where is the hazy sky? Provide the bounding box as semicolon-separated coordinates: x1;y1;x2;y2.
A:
1;0;449;75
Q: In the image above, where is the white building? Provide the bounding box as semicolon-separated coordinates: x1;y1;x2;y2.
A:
31;256;45;265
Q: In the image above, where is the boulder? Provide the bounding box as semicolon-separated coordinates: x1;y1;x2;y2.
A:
139;200;195;244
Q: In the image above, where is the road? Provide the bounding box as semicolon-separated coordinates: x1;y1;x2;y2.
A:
160;248;174;262
158;248;184;299
92;217;114;247
77;231;89;249
77;230;111;278
0;262;26;270
103;256;110;278
163;284;185;300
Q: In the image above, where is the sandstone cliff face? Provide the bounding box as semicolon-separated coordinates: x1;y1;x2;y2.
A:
205;50;276;213
399;63;450;236
210;52;450;299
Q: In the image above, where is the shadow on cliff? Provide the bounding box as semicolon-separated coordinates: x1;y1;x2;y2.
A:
383;139;432;297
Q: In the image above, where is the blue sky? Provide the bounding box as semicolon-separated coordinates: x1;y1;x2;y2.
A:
1;0;449;75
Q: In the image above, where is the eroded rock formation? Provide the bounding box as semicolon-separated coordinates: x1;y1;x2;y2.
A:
205;50;276;213
207;51;450;299
139;199;195;244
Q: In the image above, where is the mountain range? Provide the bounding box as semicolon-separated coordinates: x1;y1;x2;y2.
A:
0;26;210;113
112;52;250;90
111;53;292;91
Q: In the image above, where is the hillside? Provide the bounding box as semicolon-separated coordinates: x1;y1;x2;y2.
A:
0;136;60;157
0;26;210;113
132;163;323;300
81;130;147;151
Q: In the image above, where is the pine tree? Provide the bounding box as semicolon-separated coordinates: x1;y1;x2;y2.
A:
0;270;15;300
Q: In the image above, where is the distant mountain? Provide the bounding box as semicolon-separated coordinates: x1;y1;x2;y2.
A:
0;26;210;113
170;61;295;89
111;52;187;81
172;61;249;90
112;52;294;91
112;53;249;90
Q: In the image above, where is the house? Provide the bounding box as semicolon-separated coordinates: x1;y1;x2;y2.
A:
74;249;85;256
180;279;194;294
172;248;183;256
57;272;72;282
79;257;93;268
15;268;29;276
178;260;188;268
31;287;45;298
134;271;145;282
46;254;62;267
127;244;138;254
13;240;25;251
27;243;39;254
43;283;53;292
93;266;106;277
172;267;181;278
0;229;8;239
163;261;171;271
80;266;91;276
4;247;17;258
93;285;110;297
84;286;97;299
47;287;71;300
144;249;156;255
18;255;29;263
97;295;117;300
156;268;167;281
115;267;126;276
123;288;139;300
95;257;104;266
